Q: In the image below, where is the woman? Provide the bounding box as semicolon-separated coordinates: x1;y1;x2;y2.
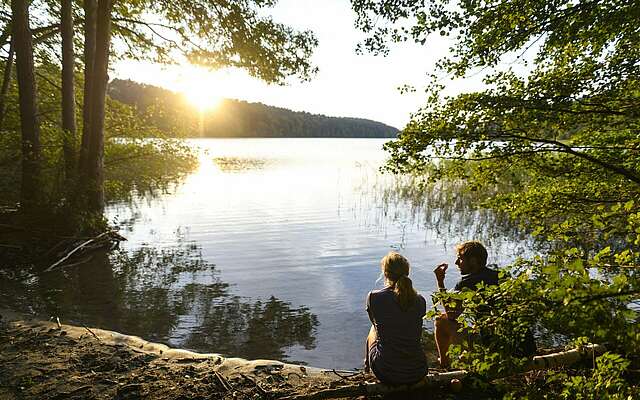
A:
365;252;428;384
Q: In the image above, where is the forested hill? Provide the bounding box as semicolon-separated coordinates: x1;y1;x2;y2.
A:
108;79;398;138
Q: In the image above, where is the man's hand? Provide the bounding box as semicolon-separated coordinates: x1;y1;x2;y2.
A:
434;263;448;289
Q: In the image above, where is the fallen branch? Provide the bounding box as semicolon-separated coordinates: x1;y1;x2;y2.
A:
43;231;126;273
281;344;606;400
44;232;110;272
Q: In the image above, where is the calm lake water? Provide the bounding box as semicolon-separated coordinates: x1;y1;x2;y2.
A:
2;138;530;369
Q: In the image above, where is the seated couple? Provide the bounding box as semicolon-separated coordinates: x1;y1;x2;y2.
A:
364;241;527;385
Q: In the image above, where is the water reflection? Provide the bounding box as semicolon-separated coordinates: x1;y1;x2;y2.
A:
213;157;273;172
1;237;318;361
183;290;318;361
360;174;534;257
1;139;533;369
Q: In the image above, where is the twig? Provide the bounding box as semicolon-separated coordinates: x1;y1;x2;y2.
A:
0;223;26;231
56;385;92;397
240;373;268;396
214;371;233;392
330;369;360;381
83;326;101;342
1;354;21;363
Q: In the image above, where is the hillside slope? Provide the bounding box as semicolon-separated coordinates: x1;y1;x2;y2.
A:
108;79;398;138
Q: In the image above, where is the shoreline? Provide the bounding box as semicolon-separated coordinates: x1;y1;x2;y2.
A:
0;308;346;399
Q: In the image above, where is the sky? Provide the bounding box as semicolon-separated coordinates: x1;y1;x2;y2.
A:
113;0;485;129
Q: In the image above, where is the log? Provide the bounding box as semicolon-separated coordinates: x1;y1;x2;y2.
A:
527;344;605;371
281;344;606;400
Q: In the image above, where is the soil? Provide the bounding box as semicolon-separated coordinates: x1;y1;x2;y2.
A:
0;310;347;400
0;310;473;400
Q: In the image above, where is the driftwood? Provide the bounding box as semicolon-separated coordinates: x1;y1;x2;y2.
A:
282;344;606;400
43;231;126;273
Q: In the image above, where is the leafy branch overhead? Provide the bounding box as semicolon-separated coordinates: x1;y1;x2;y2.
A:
352;0;639;183
111;0;319;84
1;0;318;84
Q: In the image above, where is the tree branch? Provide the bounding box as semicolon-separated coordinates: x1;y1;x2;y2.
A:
497;130;640;185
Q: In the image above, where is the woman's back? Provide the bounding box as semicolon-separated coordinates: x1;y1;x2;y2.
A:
367;287;428;384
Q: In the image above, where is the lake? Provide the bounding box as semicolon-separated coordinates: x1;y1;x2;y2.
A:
2;138;530;369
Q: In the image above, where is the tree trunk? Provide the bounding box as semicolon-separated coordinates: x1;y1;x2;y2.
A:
84;0;112;211
11;0;41;211
61;0;76;179
78;0;96;175
0;37;15;130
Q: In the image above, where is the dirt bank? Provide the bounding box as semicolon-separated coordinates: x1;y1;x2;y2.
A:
0;309;352;400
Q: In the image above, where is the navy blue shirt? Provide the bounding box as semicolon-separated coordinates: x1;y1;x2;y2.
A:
454;266;499;292
366;287;428;384
453;266;536;357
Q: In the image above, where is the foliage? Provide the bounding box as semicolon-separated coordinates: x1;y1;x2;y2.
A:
108;79;398;138
427;240;640;397
0;0;318;84
351;0;640;396
0;60;197;220
111;0;319;83
104;138;197;202
353;0;640;187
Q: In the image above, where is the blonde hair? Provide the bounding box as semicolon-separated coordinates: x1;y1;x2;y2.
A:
381;252;419;311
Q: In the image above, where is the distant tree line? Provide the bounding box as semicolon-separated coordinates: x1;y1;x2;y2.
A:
108;79;399;138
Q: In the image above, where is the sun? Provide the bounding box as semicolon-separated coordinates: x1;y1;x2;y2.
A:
179;67;225;112
183;85;223;112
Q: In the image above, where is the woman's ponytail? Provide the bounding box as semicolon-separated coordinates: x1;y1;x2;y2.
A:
381;252;419;311
394;275;418;311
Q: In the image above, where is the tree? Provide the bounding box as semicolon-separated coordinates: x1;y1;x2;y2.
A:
351;1;640;396
78;0;96;194
0;35;14;129
75;0;319;212
351;0;639;183
11;0;41;210
350;0;640;243
80;0;113;211
61;0;76;178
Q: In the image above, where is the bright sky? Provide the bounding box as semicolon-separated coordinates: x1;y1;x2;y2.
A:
113;0;485;129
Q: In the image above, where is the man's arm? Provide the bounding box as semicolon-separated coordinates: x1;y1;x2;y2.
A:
434;263;461;319
434;263;448;291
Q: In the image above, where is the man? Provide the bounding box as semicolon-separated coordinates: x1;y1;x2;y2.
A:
433;241;498;368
